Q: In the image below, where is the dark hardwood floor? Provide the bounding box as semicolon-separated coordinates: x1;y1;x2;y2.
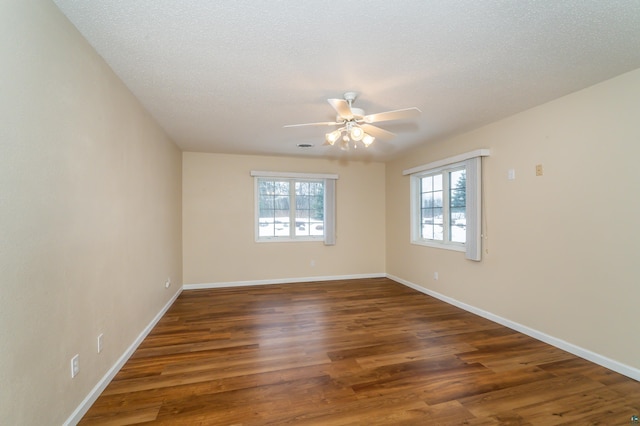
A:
79;278;640;425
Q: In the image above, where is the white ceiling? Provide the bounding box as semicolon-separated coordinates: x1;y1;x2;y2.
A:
53;0;640;161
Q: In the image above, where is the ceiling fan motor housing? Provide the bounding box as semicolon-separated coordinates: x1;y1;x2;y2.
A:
337;107;364;122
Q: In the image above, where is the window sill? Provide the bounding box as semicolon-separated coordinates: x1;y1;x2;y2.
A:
410;240;466;252
256;237;324;243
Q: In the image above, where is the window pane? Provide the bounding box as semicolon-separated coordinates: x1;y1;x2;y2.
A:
310;182;324;236
311;195;323;220
295;188;311;236
451;169;465;188
296;195;310;210
274;209;289;236
450;169;466;208
274;181;289;195
433;207;443;240
411;163;476;249
450;201;466;243
295;181;309;196
421;176;432;192
422;222;434;239
433;191;443;208
433;174;443;191
258;179;282;237
309;182;323;196
293;180;323;237
451;208;466;243
259;180;275;195
295;213;310;236
274;195;289;210
258;175;290;236
257;178;324;241
450;189;465;208
421;193;432;208
259;196;272;210
258;208;275;237
419;174;444;242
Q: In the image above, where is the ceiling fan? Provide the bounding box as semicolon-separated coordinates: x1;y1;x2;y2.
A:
284;92;421;150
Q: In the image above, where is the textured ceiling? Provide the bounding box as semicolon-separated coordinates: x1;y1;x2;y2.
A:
53;0;640;161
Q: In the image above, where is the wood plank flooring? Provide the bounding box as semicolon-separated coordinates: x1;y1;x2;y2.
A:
79;278;640;425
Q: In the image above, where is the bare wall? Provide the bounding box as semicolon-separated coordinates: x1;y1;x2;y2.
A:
386;68;640;372
0;1;182;424
183;152;386;285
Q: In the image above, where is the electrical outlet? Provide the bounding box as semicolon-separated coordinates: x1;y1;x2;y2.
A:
165;277;171;288
434;272;439;280
71;354;79;378
535;164;543;176
97;334;104;353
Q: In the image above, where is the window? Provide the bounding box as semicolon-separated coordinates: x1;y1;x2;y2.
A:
413;165;466;247
251;171;338;244
256;178;324;240
404;149;489;261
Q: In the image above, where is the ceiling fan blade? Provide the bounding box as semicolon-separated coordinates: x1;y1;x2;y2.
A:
283;121;340;128
363;107;421;123
361;124;395;140
328;98;353;120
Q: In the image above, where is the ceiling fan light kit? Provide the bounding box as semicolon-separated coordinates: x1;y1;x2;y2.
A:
284;92;420;151
349;124;364;141
325;129;342;145
325;120;374;149
362;134;375;147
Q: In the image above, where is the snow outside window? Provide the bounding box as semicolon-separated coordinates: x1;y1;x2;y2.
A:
256;178;325;241
405;150;488;261
412;164;467;249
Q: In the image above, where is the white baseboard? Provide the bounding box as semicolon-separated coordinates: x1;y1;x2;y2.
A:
387;274;640;382
63;288;183;426
183;273;387;290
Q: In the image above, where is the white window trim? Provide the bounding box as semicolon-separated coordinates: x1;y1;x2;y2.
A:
405;149;489;261
410;161;466;252
251;171;339;180
251;171;338;245
402;149;490;176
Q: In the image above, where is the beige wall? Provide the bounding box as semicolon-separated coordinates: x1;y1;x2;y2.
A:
0;1;182;425
386;68;640;371
183;153;386;284
2;1;638;423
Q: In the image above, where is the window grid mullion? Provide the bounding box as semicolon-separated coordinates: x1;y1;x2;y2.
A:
289;179;296;238
412;174;422;243
255;176;326;242
443;170;450;244
411;167;465;247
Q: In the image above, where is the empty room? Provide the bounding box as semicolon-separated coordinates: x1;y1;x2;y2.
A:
2;1;640;425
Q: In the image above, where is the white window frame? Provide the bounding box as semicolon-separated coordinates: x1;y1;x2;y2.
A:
404;149;489;261
251;171;338;244
410;162;467;252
